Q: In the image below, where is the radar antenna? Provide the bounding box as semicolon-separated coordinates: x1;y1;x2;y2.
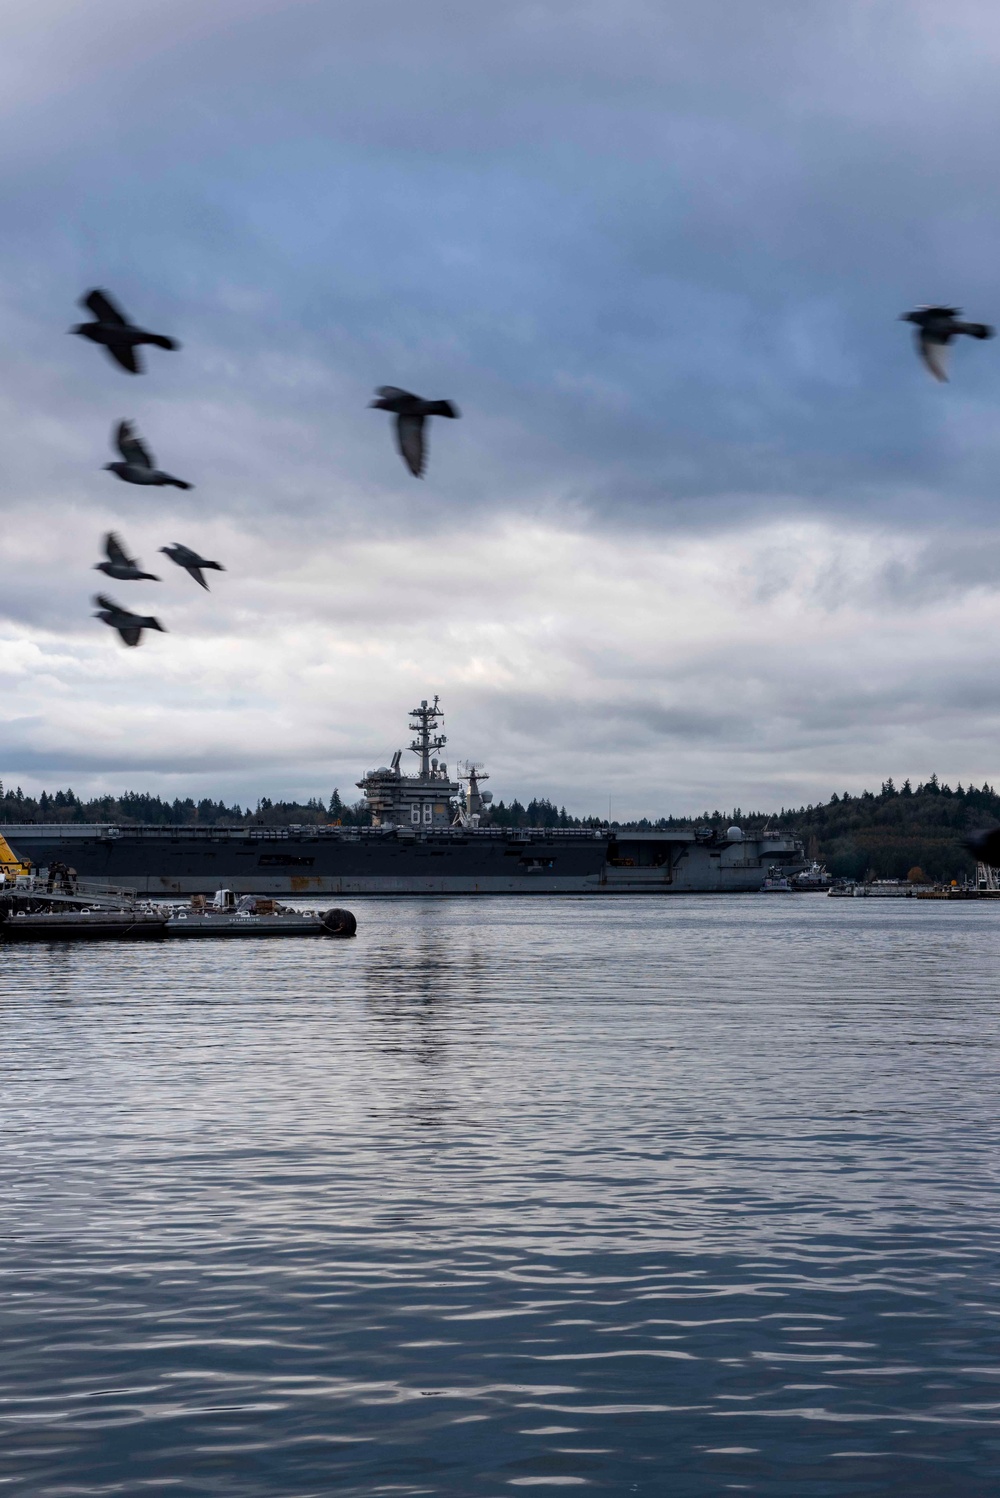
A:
457;758;489;780
454;759;493;826
408;695;447;777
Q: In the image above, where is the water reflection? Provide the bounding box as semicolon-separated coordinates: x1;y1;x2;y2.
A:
362;908;495;1101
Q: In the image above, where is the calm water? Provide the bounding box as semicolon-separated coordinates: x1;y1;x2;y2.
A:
2;896;1000;1496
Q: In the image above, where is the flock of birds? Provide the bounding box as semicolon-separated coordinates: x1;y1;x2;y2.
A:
71;289;992;648
73;290;226;646
72;287;461;646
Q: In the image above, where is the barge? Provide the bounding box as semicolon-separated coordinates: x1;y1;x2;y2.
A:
0;885;357;942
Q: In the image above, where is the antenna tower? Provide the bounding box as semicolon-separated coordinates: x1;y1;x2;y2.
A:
408;696;447;777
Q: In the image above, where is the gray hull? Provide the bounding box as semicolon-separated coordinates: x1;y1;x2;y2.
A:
1;825;803;895
164;913;342;937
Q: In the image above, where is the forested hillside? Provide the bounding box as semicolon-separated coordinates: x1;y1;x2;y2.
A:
776;778;1000;881
0;784;369;829
643;776;1000;882
2;774;996;881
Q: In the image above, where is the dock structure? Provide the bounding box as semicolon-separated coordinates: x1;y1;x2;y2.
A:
0;909;167;942
0;879;357;942
0;874;139;911
829;880;1000;900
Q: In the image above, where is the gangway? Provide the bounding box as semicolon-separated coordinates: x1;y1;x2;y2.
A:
0;876;140;911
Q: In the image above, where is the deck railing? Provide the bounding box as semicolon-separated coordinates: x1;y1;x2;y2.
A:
0;876;138;909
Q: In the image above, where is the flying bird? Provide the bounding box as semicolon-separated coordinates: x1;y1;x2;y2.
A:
368;386;460;477
964;828;1000;868
104;421;192;488
71;289;179;374
94;532;159;582
160;542;225;591
900;306;995;382
93;594;166;647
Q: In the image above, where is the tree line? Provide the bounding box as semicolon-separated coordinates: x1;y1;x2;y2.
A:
0;783;370;829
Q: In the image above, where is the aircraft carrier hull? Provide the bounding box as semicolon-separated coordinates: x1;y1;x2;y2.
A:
1;825;803;895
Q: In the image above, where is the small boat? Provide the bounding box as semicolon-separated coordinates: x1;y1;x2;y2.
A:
791;861;832;890
165;891;356;939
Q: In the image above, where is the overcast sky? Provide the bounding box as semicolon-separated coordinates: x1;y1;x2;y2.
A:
3;0;1000;818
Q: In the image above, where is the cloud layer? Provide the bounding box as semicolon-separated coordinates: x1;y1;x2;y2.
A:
3;1;1000;814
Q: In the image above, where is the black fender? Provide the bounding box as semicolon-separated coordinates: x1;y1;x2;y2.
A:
321;907;357;937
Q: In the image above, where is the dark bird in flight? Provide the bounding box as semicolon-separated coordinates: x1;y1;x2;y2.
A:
93;594;166;647
104;420;192;489
71;289;179;374
368;386;460;477
900;306;995;382
160;542;225;591
964;828;1000;868
94;532;159;582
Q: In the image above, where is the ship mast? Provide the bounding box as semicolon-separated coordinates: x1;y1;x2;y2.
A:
357;695;460;828
453;760;493;827
409;696;447;777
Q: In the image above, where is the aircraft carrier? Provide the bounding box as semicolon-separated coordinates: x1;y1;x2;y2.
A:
2;697;804;896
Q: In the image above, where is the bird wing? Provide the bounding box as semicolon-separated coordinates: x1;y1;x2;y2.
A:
104;532;132;568
119;626;142;647
955;321;996;340
918;333;949;382
376;385;416;402
396;413;426;477
107;343;141;374
187;565;208;590
94;593;120;614
968;828;1000;865
116;420;152;466
82;289;127;325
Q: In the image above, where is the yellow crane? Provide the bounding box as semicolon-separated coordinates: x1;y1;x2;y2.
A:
0;833;31;881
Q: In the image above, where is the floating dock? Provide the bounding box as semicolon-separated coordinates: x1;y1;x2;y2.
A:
0;881;357;942
829;884;1000;900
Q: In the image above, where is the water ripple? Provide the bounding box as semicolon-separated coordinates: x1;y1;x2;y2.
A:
2;897;1000;1493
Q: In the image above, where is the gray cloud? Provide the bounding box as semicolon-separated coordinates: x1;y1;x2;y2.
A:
4;2;1000;812
4;1;1000;523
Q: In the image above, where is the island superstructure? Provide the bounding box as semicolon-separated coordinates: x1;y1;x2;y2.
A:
2;696;804;895
357;696;462;829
